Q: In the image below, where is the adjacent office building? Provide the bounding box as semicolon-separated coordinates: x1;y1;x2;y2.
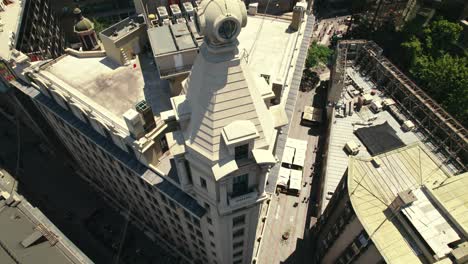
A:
313;144;468;264
1;0;308;263
312;40;468;264
14;0;66;60
0;169;92;264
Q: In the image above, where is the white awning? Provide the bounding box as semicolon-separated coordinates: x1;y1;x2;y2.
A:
282;146;295;165
277;167;290;187
286;138;308;168
289;169;302;191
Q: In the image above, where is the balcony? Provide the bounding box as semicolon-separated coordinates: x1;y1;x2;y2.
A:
228;188;258;208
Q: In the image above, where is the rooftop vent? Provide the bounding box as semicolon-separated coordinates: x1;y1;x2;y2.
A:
135;100;156;132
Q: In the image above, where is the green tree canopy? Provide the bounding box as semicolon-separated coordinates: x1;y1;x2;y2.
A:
401;19;468;126
411;55;468;123
422;19;462;57
306;43;333;68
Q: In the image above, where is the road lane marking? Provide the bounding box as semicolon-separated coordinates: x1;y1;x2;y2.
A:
275;204;281;219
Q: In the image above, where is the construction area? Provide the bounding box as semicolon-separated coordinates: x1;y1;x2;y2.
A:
327;40;467;176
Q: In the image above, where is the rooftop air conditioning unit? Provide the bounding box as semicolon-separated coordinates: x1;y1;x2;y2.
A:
170;4;182;19
182;2;194;16
157;6;169;22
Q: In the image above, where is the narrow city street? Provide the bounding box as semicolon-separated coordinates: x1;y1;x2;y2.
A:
257;79;327;264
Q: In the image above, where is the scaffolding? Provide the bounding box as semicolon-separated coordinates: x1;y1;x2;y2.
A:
330;40;467;173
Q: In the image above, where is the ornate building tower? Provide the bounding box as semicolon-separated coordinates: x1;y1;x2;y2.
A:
73;8;100;51
168;0;286;263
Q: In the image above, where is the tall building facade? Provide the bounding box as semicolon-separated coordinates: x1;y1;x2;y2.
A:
15;0;66;60
4;0;285;263
311;145;468;264
167;0;285;263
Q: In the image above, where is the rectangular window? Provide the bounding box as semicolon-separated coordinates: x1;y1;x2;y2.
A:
160;194;168;204
169;200;177;209
234;144;249;160
193;218;200;227
233;241;243;249
233;228;244;238
357;232;369;248
233;251;243;258
184;160;193;184
207;217;212;225
233;215;245;227
200;177;207;189
232;174;249;197
183;210;191;219
187;223;194;231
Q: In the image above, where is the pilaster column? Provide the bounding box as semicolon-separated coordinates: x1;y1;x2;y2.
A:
258;166;268;195
220;182;228;207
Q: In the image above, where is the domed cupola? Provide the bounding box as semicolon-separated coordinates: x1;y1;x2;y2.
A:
72;8;100;51
194;0;247;52
174;0;284;175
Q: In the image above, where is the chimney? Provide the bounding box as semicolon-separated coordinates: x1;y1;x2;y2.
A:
135;100;156;132
123;109;145;139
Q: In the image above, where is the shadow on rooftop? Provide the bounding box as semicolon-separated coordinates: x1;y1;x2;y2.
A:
98;57;120;70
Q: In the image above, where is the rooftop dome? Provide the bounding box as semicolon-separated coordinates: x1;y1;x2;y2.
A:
74;17;94;32
195;0;247;47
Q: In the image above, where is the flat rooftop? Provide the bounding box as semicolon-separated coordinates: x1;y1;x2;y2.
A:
238;16;298;84
38;54;172;128
0;1;24;60
148;22;199;56
321;66;422;211
0;170;92;264
348;145;468;263
100;15;145;41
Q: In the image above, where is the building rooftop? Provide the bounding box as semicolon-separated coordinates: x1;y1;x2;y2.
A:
321;67;421;210
147;22;199;56
0;1;25;60
237;16;299;85
100;15;145;41
37;53;172;129
0;170;92;264
348;144;468;263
